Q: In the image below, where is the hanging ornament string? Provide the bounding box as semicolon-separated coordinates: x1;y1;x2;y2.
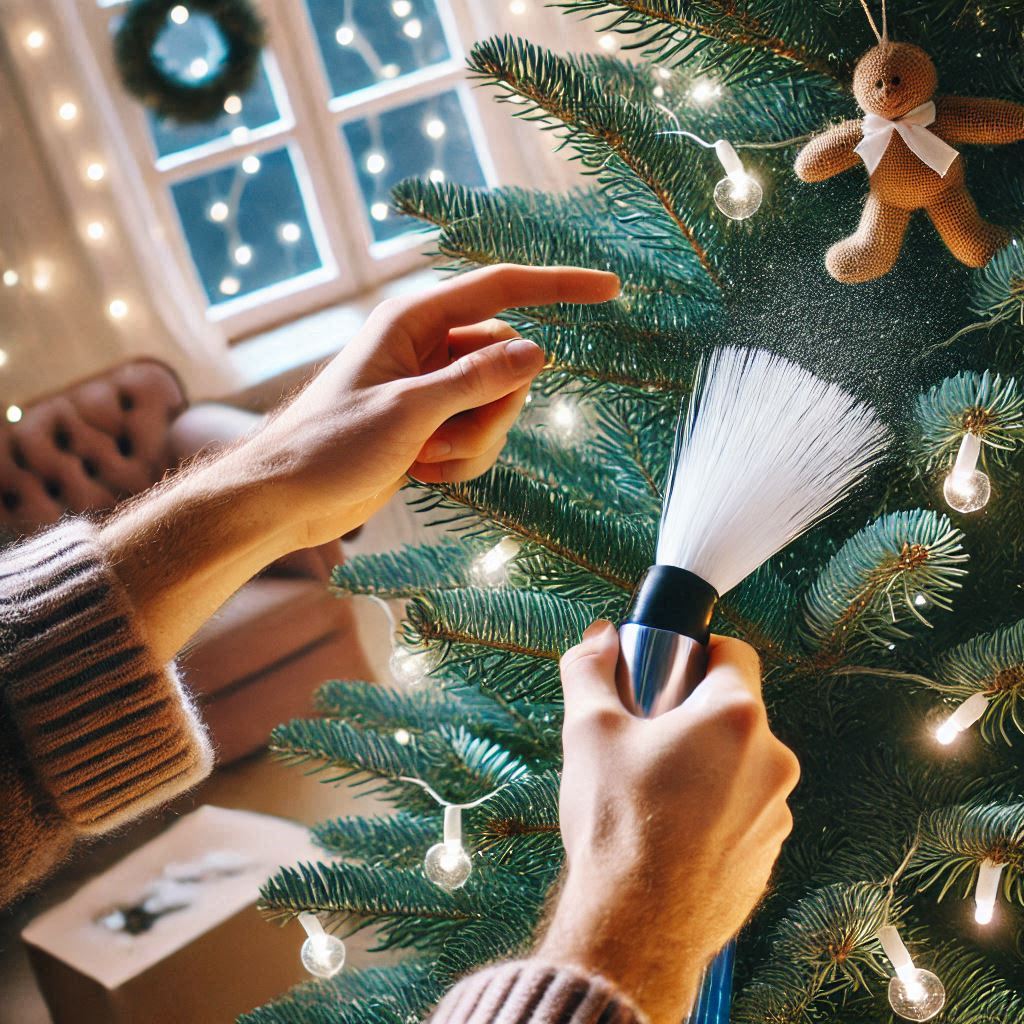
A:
858;0;887;43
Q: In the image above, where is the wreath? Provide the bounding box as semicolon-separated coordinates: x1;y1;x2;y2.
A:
114;0;265;124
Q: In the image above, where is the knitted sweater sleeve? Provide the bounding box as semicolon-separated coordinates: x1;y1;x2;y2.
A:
0;520;213;907
430;961;646;1024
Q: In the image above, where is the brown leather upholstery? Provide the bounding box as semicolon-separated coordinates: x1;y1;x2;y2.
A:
0;361;185;534
5;360;374;767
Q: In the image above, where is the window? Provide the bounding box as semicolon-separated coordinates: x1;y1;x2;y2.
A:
74;0;501;338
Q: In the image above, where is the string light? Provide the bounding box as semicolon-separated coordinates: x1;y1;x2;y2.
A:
473;537;521;587
552;398;580;439
428;168;445;184
3;270;19;287
57;101;78;123
653;84;666;99
85;162;106;182
32;263;53;292
365;152;387;174
278;222;302;243
656;67;672;81
425;117;446;139
230;126;249;144
188;57;209;79
335;24;355;46
241;154;261;175
223;94;243;115
509;0;528;12
107;298;129;320
0;349;8;368
690;79;723;105
209;201;229;222
170;4;190;25
403;18;423;38
297;913;346;979
943;432;990;513
388;645;439;686
393;728;412;746
6;405;23;423
935;691;989;745
877;926;946;1021
219;275;241;296
392;0;413;15
370;202;389;221
974;858;1004;925
424;805;473;891
598;34;618;52
381;63;400;79
85;220;107;242
233;244;253;265
24;29;46;52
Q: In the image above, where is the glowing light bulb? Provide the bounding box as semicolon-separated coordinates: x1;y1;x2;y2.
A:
241;154;261;175
943;432;990;513
878;926;945;1022
32;263;53;292
392;0;413;15
25;29;46;51
365;152;386;175
425;117;446;139
711;140;762;220
85;220;107;242
107;298;128;320
223;94;243;115
653;84;666;99
0;349;8;368
231;126;249;144
935;692;989;746
298;913;346;979
189;57;209;79
219;275;241;296
913;593;928;608
209;201;229;222
428;167;445;184
598;34;618;52
657;67;672;80
509;0;527;12
370;202;389;221
3;270;19;287
974;858;1004;925
394;728;412;746
403;18;423;38
85;162;106;182
170;5;190;24
6;405;23;423
389;645;438;686
335;24;355;45
690;79;722;104
233;244;252;266
57;101;78;123
473;537;521;587
381;63;400;79
552;399;579;438
278;222;302;244
424;806;472;891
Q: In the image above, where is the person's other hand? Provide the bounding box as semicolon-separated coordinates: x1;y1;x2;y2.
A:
249;264;619;548
539;621;800;1024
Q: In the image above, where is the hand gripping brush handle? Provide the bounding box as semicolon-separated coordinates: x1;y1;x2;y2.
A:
614;346;890;1024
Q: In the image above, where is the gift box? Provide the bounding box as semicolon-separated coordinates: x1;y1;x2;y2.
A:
22;805;322;1024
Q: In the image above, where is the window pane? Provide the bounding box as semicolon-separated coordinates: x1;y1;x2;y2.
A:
304;0;451;99
169;146;323;305
342;90;487;245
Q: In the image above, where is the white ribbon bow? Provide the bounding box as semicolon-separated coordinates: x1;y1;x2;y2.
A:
854;100;959;177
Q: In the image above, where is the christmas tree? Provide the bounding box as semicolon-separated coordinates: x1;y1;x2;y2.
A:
243;3;1024;1022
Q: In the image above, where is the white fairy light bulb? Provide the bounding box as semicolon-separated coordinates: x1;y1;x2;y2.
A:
424;805;472;891
223;94;243;115
403;18;423;38
6;405;23;423
170;5;190;25
974;858;1004;925
935;691;989;746
712;140;762;220
85;220;107;242
365;152;387;175
209;201;229;222
107;298;129;320
3;270;20;287
473;537;521;587
25;29;46;52
653;84;666;99
943;432;990;513
690;79;722;104
189;57;209;79
231;126;249;144
552;399;579;439
335;24;355;46
509;0;527;13
219;275;241;296
241;154;261;175
425;117;446;139
278;222;302;244
381;63;400;79
85;162;106;183
298;913;346;979
878;926;946;1021
428;167;445;184
389;645;438;686
598;34;618;52
392;0;413;15
57;101;78;123
233;244;252;266
0;349;8;368
370;202;389;222
393;728;412;746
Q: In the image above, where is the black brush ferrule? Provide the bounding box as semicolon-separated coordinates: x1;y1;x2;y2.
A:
624;565;719;644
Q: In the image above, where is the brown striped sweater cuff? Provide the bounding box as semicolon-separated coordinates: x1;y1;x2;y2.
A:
1;520;213;835
430;961;646;1024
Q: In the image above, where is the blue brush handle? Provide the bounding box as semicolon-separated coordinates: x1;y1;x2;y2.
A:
616;622;735;1024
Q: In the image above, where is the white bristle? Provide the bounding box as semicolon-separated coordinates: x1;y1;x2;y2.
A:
657;346;890;595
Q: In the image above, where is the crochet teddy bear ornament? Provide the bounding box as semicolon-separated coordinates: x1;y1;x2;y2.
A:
794;1;1024;284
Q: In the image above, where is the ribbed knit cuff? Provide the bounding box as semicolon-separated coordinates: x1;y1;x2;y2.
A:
1;521;213;834
430;961;646;1024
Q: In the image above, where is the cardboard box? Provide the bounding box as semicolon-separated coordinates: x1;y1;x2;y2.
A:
22;805;322;1024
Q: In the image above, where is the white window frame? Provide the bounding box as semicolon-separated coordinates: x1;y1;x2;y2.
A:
69;0;510;341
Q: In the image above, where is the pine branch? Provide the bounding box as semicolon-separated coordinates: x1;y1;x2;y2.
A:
331;540;485;598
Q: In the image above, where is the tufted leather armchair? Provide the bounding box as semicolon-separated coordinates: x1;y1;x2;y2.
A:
0;360;372;765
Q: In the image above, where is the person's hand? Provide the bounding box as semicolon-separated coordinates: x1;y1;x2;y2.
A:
538;621;800;1024
246;264;619;549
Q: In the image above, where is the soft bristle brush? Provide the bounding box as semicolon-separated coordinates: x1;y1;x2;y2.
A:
616;346;890;1024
